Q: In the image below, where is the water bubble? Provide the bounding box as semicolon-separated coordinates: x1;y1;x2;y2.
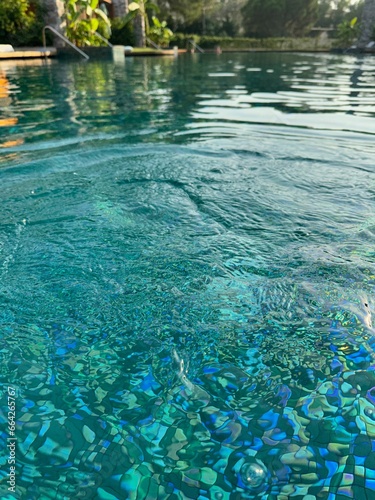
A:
364;406;375;421
240;459;268;489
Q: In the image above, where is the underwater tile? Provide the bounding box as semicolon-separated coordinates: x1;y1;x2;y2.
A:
336;485;354;498
200;467;217;486
97;487;119;500
364;478;375;491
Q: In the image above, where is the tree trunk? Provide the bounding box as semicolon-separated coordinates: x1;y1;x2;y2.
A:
134;13;146;47
358;0;375;48
41;0;66;48
202;2;206;35
112;0;129;17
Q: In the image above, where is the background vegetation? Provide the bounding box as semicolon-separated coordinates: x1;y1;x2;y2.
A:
0;0;370;49
156;0;364;38
0;0;46;47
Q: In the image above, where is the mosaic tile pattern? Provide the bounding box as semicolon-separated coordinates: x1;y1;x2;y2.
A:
1;288;374;499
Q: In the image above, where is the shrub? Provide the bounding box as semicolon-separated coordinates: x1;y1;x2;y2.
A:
109;17;135;46
336;17;359;48
148;17;173;47
0;0;46;47
0;0;34;34
171;33;334;51
65;0;111;47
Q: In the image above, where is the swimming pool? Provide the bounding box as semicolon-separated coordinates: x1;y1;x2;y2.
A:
0;52;375;499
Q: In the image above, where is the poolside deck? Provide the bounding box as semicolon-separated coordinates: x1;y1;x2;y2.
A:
56;46;188;59
0;48;56;59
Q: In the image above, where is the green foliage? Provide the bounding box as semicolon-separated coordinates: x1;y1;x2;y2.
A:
110;17;135;46
157;0;233;35
171;33;333;50
157;0;205;27
0;0;34;34
0;0;46;47
336;16;360;47
120;0;159;32
242;0;319;37
316;0;364;29
117;0;162;47
65;0;111;47
148;16;173;47
171;33;248;49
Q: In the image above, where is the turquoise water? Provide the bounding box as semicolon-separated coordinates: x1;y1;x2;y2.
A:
0;53;375;499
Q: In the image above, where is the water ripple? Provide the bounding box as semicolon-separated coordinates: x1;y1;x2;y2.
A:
0;53;375;499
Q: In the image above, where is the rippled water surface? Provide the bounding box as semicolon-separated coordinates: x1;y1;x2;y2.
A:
1;53;375;499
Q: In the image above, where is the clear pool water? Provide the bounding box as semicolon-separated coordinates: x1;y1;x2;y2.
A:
1;53;375;499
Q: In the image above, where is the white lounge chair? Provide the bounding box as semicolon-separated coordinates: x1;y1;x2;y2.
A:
0;45;14;53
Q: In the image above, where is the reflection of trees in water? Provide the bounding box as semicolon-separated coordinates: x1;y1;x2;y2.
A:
1;56;281;147
3;54;374;149
341;57;375;116
348;62;363;115
3;60;82;146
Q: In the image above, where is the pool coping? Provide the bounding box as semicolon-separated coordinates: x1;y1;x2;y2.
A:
0;48;56;59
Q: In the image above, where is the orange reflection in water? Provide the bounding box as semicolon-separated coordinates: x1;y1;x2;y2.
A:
0;117;18;127
0;69;24;152
1;139;23;147
0;73;8;99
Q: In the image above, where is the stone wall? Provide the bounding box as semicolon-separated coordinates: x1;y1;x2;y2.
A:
41;0;66;47
358;0;375;48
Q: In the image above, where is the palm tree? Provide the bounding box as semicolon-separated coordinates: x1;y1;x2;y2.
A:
134;10;146;47
123;0;159;47
358;0;375;48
